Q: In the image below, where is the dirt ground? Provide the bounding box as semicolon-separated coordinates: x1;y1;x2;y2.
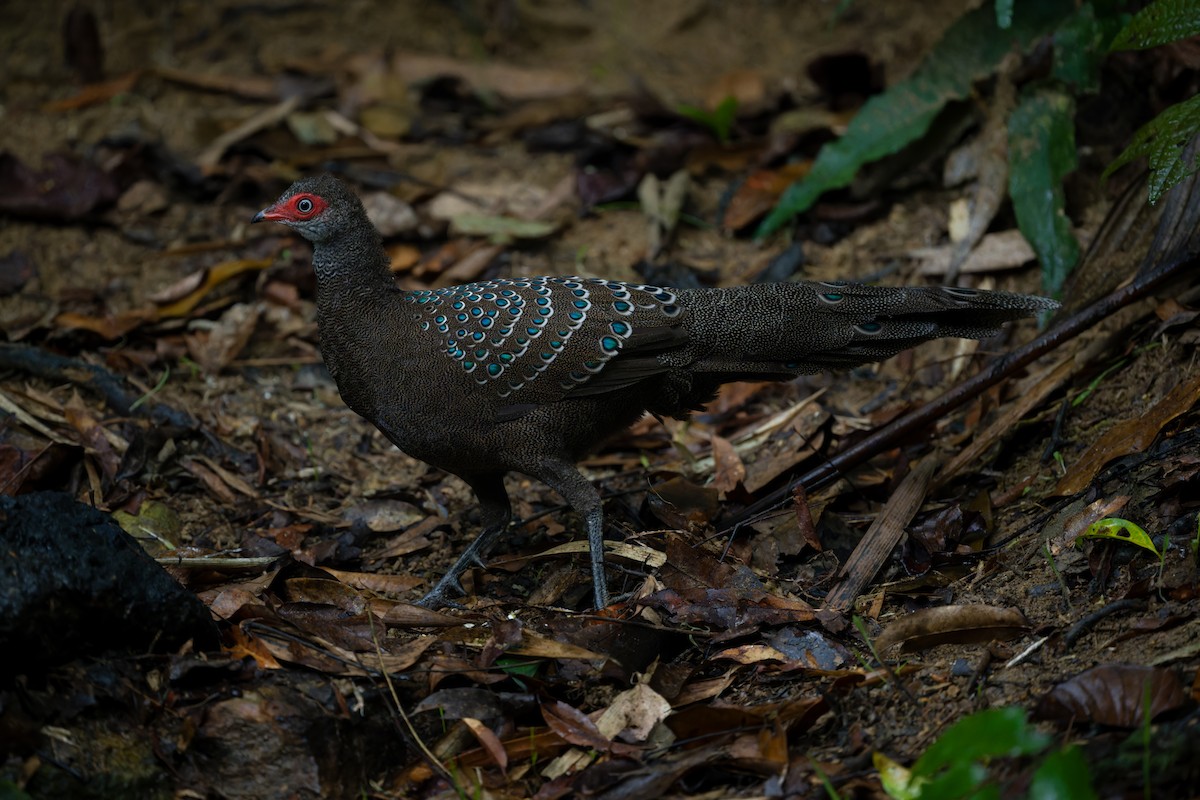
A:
2;1;1199;798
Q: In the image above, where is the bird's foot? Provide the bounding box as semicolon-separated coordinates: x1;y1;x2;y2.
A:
416;573;467;609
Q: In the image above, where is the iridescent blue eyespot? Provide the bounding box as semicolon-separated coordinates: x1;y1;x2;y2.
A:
483;293;495;300
858;322;883;333
496;299;509;307
487;363;502;377
601;336;618;352
434;315;446;324
550;340;562;349
474;348;487;359
573;300;588;309
611;322;629;335
569;311;583;321
537;297;550;306
472;332;485;341
470;307;483;317
451;301;464;310
572;289;586;297
456;313;468;322
614;301;631;312
481;317;493;328
499;353;513;363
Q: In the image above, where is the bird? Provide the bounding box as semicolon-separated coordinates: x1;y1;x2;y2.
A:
253;174;1057;610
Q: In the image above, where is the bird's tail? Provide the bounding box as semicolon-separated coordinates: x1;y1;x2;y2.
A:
676;282;1056;375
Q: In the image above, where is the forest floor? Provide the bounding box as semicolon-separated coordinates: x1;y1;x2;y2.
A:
1;1;1198;798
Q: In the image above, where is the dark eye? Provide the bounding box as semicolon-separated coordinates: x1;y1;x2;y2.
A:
296;198;314;214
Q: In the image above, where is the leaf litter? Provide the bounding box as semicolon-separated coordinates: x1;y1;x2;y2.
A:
1;2;1199;798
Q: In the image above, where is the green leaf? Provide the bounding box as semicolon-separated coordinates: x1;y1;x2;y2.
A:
875;750;922;800
995;0;1013;30
1008;85;1080;296
915;760;994;800
1052;4;1107;91
1103;94;1200;204
495;656;540;678
678;96;739;144
449;214;559;244
912;707;1050;778
1110;0;1200;51
756;0;1074;239
1029;747;1099;800
1079;517;1160;558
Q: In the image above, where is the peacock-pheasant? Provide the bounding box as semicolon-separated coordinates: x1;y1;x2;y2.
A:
253;175;1057;609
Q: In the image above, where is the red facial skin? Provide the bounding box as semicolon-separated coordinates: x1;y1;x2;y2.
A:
257;193;327;223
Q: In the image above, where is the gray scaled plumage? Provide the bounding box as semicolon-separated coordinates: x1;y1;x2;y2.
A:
253;175;1058;609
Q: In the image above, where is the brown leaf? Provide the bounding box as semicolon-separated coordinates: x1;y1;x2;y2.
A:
874;604;1029;652
710;434;746;496
1037;665;1188;728
722;163;811;231
541;701;610;751
462;718;508;772
318;568;423;596
63;392;123;480
0;152;118;221
1056;373;1200;495
54;309;154;339
156;258;275;318
381;602;466;627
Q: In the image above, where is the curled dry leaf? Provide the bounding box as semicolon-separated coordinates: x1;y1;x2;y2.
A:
1037;664;1188;728
874;604;1029;652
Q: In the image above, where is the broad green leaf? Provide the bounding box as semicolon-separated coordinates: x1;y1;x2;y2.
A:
915;761;994;800
1103;94;1200;204
756;0;1074;239
1008;85;1079;296
1079;517;1160;558
1029;747;1099;800
912;707;1049;778
1110;0;1200;51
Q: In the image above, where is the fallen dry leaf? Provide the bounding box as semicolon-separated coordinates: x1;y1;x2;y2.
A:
874;604;1029;652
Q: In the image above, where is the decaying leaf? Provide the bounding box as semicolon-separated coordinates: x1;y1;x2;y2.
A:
874;605;1029;652
1037;664;1188;727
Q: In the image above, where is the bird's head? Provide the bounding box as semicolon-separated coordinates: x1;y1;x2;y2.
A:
252;175;364;243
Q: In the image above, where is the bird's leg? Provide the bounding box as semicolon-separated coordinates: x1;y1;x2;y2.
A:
417;474;511;609
535;461;609;609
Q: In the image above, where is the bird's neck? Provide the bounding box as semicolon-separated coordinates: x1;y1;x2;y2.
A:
310;217;398;302
309;218;416;416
